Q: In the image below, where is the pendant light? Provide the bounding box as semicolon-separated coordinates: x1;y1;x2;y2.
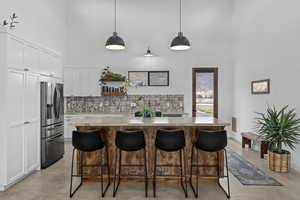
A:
170;0;191;51
144;47;154;57
105;0;125;50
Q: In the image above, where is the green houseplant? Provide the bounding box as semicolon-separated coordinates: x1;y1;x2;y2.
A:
255;105;300;172
99;66;126;85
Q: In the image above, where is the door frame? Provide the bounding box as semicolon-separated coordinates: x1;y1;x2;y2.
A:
192;68;218;118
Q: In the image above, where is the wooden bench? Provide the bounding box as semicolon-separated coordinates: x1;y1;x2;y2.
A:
241;132;269;159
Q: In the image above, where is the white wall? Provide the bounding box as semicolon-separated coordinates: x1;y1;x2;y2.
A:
65;0;234;120
232;0;300;171
0;0;67;53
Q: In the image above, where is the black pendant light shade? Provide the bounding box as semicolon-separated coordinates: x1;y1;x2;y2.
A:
106;32;125;50
170;0;191;51
170;32;190;50
105;0;125;50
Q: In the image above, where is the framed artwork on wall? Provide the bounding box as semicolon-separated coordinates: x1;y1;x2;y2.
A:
251;79;270;94
128;70;170;87
148;71;169;86
128;71;148;86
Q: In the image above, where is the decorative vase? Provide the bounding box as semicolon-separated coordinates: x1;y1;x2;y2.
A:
145;112;151;119
268;150;291;173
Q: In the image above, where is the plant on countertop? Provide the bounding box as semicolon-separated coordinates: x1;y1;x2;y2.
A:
255;105;300;172
142;107;155;119
99;66;126;85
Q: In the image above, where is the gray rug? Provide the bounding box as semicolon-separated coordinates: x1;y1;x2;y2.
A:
226;148;282;186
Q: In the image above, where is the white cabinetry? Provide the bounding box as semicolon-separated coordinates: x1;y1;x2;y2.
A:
5;29;62;78
0;27;62;191
64;68;100;96
5;70;40;188
24;73;40;172
64;115;82;140
6;71;25;183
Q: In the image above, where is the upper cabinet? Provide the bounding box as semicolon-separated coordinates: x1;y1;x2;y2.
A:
23;44;39;72
64;68;100;96
3;29;63;79
7;37;24;69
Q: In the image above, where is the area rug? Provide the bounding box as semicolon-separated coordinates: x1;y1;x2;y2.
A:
226;148;282;186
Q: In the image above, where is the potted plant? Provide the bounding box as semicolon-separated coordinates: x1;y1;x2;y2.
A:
256;105;300;172
99;66;126;85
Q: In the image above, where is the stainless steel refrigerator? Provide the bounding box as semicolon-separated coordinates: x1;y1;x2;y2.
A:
40;82;64;169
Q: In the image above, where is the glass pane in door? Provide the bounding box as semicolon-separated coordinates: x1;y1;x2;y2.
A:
195;72;214;117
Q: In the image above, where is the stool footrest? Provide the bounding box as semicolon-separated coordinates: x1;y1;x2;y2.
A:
155;164;182;168
118;164;144;167
191;164;218;168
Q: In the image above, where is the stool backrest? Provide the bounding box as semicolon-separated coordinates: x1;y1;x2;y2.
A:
195;130;227;152
155;129;185;152
72;130;104;152
116;130;145;151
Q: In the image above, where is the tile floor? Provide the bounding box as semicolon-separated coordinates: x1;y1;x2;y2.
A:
0;139;300;200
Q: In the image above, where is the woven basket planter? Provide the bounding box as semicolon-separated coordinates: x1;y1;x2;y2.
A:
268;150;291;173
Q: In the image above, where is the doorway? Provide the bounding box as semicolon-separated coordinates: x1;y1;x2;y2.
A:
192;68;218;118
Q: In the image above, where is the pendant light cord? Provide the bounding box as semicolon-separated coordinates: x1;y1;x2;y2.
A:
180;0;182;32
114;0;117;32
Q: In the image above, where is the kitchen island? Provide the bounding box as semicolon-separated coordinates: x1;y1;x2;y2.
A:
71;117;230;183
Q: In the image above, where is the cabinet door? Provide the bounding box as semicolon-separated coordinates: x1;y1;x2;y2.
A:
72;69;86;96
6;70;25;183
24;122;39;172
71;68;100;96
52;56;63;78
89;69;101;96
24;73;40;172
38;51;52;75
63;68;74;96
7;37;24;70
23;45;39;72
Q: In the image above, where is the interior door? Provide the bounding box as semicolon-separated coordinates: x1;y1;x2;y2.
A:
192;68;218;118
24;73;40;172
6;70;25;183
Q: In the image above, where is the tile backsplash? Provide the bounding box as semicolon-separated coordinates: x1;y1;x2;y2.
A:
65;95;184;114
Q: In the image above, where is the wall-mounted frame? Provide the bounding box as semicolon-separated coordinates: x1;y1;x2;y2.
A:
251;79;270;94
128;71;148;86
128;71;169;87
148;71;169;86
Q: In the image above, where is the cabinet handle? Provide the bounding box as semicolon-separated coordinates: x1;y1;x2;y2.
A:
24;68;29;72
24;121;30;124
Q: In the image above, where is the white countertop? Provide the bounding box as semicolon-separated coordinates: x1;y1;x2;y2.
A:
70;116;230;127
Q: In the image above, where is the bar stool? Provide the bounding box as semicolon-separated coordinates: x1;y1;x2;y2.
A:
113;130;148;197
189;130;230;199
70;130;110;198
153;129;188;198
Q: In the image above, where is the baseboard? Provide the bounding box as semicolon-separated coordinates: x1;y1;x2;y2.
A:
1;169;38;191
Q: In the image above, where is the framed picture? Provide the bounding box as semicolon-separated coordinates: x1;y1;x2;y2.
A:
128;71;148;86
148;71;169;86
251;79;270;94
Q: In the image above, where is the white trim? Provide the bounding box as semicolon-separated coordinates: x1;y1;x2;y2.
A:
0;27;61;58
1;169;38;191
